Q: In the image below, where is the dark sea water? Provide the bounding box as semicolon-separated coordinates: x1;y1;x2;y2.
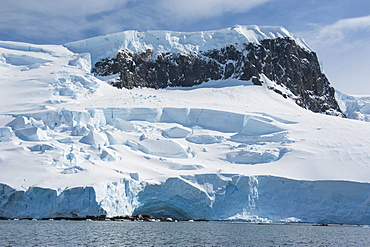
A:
0;220;369;246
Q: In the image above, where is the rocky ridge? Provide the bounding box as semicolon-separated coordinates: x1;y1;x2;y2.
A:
92;37;342;116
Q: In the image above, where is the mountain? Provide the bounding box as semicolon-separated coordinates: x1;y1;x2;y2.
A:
1;26;370;224
66;25;342;116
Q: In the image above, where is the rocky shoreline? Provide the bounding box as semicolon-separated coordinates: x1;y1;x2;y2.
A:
2;217;367;227
0;214;206;222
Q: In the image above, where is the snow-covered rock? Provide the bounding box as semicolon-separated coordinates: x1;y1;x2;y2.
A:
69;26;342;116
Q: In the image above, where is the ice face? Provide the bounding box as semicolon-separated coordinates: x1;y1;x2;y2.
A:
0;183;105;219
2;175;370;223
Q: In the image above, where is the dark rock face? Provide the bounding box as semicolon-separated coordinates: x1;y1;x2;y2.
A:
92;37;343;116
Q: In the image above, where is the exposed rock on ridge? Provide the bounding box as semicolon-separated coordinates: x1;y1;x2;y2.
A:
93;37;342;116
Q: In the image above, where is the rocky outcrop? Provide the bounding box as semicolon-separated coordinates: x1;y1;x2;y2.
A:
92;37;342;116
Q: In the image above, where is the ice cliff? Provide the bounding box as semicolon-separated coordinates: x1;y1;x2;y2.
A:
2;175;370;224
336;91;370;121
0;26;370;224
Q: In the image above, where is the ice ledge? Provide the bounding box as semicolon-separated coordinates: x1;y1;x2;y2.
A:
64;25;311;65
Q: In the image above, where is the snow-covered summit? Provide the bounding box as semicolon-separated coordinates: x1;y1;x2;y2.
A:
65;25;311;64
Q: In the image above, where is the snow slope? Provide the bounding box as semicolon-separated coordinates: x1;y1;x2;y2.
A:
1;31;370;223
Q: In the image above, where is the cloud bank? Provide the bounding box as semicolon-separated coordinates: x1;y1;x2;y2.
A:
0;0;272;44
159;0;272;20
308;15;370;48
0;0;138;43
301;15;370;94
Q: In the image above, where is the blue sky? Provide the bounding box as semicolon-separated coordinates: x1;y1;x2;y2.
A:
1;0;370;94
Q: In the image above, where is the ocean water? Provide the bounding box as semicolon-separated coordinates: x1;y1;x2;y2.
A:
0;220;369;246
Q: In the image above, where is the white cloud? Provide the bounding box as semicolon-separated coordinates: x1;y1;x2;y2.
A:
307;15;370;48
0;0;133;16
299;15;370;95
0;0;137;43
159;0;273;20
0;0;273;43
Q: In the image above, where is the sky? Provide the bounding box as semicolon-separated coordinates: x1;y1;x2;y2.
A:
1;0;370;95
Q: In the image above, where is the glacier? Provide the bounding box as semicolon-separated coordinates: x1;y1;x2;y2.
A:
1;26;370;224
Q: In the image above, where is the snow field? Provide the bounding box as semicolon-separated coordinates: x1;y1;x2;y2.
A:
1;105;292;172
